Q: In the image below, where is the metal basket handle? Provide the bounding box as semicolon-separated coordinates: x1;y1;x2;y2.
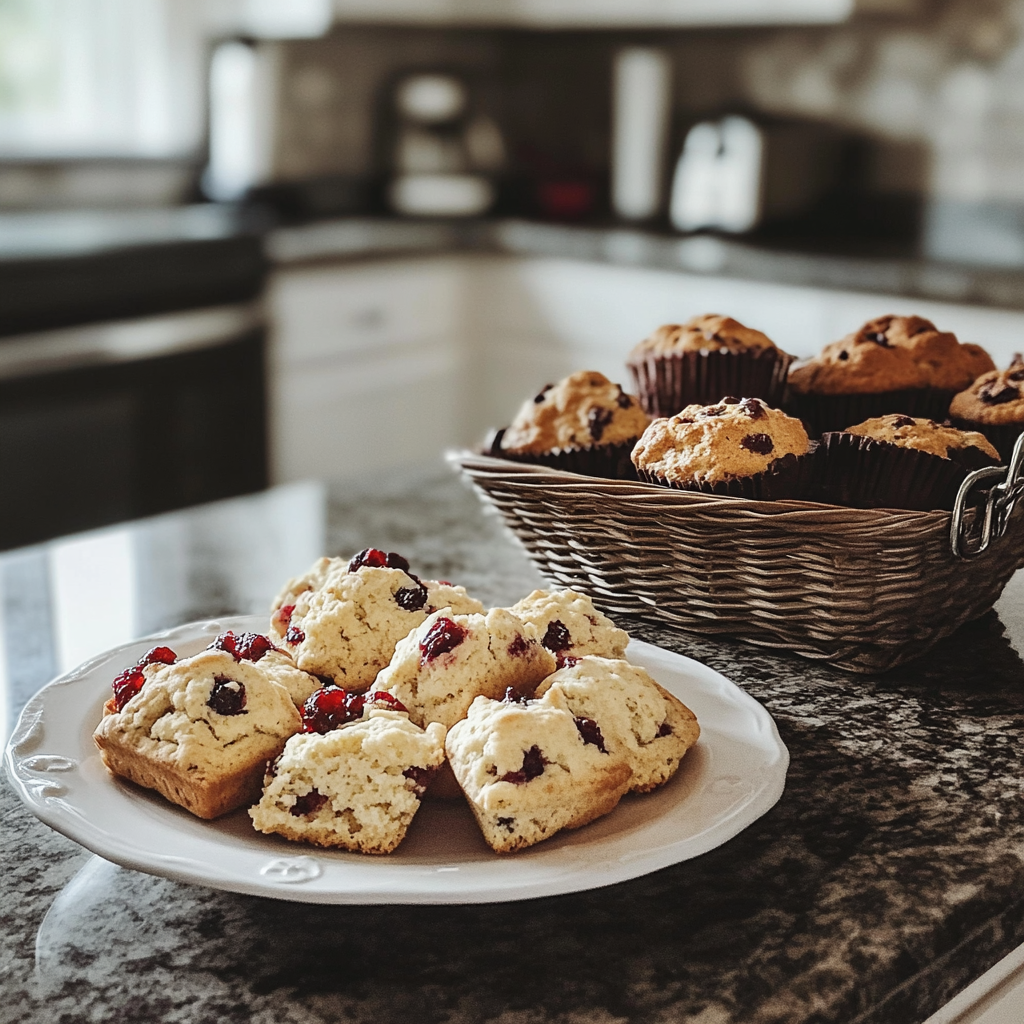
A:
950;431;1024;559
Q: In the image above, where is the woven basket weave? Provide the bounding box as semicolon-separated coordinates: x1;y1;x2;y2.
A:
451;451;1024;673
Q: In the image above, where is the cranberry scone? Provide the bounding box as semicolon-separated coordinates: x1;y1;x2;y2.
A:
269;548;483;692
94;641;302;820
446;688;633;853
535;656;700;793
370;607;556;730
508;589;629;661
249;690;446;854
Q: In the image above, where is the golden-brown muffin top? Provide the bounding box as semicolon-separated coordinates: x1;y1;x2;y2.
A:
843;414;1000;461
501;371;650;455
949;356;1024;426
630;397;810;484
627;315;778;360
788;315;996;395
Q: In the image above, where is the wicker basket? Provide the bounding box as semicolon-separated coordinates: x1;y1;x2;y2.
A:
451;448;1024;673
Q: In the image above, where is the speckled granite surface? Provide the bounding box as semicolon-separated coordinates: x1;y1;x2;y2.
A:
3;467;1024;1024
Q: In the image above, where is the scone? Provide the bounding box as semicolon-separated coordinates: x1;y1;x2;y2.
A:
631;397;814;499
494;370;650;479
94;647;302;819
626;314;794;416
508;589;629;661
534;656;700;793
819;414;1001;511
949;355;1024;462
446;688;633;853
370;607;556;730
270;549;483;692
249;704;446;855
787;315;996;433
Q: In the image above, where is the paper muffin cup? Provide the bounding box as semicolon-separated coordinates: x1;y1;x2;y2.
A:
634;448;819;501
948;417;1023;464
627;348;794;419
816;431;1000;512
784;388;958;437
489;429;639;481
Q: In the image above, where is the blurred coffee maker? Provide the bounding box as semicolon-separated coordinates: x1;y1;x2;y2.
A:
387;73;505;218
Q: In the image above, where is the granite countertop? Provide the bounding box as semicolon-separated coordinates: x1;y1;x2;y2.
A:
4;467;1024;1024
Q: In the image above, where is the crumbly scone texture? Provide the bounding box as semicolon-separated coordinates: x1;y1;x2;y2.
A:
630;397;810;484
501;370;650;455
274;564;483;691
270;556;338;619
249;709;446;854
258;649;322;707
535;657;700;793
788;315;996;394
844;414;1000;460
627;315;778;359
93;649;302;819
508;589;629;660
950;357;1024;425
446;688;633;854
370;607;556;730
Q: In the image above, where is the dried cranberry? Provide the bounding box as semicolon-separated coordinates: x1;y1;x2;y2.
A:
207;677;247;716
980;382;1020;405
210;631;276;663
285;626;305;645
542;619;571;653
740;433;775;455
364;691;408;713
291;790;327;817
111;666;146;712
890;415;916;428
657;722;673;737
575;716;607;752
402;766;435;795
301;685;364;733
275;604;295;629
588;406;614;444
348;548;388;570
556;653;580;669
738;398;766;420
395;584;428;611
420;617;467;663
507;634;530;658
139;646;176;667
499;745;547;784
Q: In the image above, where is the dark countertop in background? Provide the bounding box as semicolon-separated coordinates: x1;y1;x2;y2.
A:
4;468;1024;1024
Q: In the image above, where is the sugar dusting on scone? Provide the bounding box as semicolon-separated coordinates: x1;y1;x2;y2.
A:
508;588;629;661
445;687;633;854
250;699;446;855
93;640;302;820
370;607;556;730
269;549;483;693
535;655;699;793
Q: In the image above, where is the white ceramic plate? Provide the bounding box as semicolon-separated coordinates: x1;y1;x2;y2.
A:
6;615;788;905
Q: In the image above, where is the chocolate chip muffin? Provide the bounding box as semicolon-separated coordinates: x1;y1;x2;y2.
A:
494;370;650;479
630;396;814;499
626;314;794;417
787;315;997;434
949;355;1024;462
819;413;1002;511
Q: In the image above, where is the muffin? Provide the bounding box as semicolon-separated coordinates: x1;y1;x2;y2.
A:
626;315;794;418
507;588;629;662
949;355;1024;462
534;656;700;793
93;648;302;819
631;397;814;500
493;370;650;479
445;687;633;854
819;414;1002;511
787;315;997;434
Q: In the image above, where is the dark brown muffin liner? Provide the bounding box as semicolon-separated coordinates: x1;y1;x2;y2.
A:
816;431;1000;512
949;417;1023;464
488;429;639;481
784;389;958;437
635;447;818;501
627;348;794;419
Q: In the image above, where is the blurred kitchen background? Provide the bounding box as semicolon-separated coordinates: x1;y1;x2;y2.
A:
5;0;1024;551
